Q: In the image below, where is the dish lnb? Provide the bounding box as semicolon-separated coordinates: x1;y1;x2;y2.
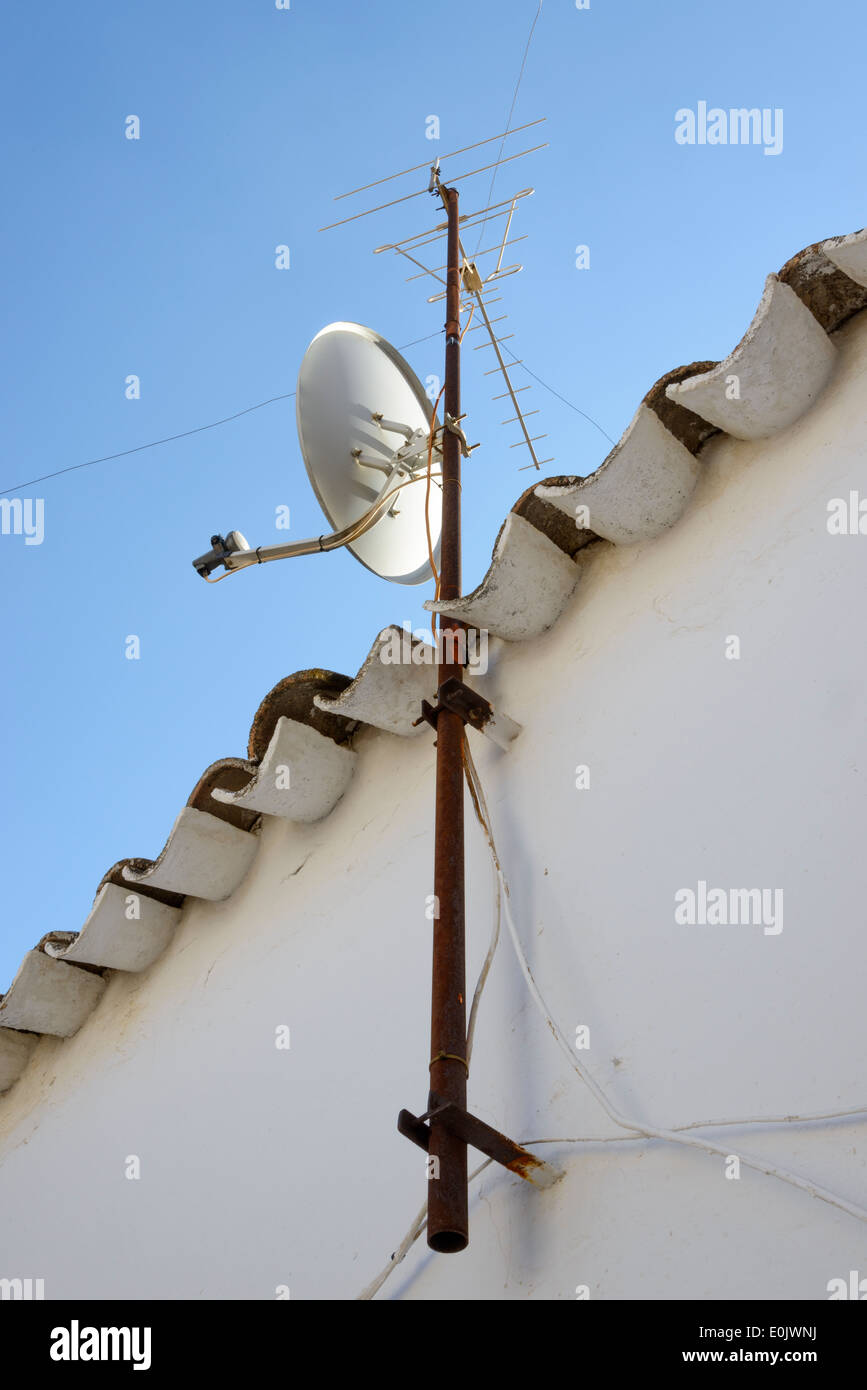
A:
192;531;250;579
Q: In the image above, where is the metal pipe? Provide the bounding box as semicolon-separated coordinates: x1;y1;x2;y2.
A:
426;183;469;1254
217;469;439;572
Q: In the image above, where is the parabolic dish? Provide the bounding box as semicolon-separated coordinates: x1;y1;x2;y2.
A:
296;322;442;585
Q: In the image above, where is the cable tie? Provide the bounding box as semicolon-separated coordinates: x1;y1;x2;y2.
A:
429;1051;470;1077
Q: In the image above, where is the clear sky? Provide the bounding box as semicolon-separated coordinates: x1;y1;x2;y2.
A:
1;0;864;988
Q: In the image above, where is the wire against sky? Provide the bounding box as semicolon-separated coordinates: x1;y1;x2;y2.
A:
2;357;612;496
473;0;545;255
1;5;593;497
399;331;615;445
1;392;297;494
503;344;617;445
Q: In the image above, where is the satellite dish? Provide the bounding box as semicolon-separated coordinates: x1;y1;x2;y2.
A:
191;321;446;585
296;322;442;585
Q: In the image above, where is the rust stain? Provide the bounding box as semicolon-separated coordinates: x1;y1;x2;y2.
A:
506;1152;546;1183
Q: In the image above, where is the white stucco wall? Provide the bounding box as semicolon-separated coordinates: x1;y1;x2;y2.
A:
2;313;866;1301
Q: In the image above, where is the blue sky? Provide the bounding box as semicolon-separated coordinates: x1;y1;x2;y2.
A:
1;0;864;987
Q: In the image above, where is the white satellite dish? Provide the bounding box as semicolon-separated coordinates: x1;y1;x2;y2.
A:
297;322;441;585
192;321;443;586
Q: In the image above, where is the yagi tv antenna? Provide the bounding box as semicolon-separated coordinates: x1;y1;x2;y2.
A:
190;121;560;1256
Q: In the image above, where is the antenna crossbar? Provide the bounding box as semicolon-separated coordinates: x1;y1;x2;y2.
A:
464;315;508;332
332;118;545;201
403;236;527;280
426;267;520;303
373;190;534;253
390;245;446;289
510;434;547;447
320;148;545;232
501;410;539;425
483;360;522;374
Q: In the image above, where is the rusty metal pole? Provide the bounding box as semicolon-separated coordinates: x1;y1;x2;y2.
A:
426;183;468;1254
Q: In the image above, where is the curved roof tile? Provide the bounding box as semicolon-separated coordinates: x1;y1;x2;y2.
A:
2;226;865;1090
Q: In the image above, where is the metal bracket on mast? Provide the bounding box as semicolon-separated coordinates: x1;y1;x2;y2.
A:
398;1100;563;1190
461;260;484;293
443;413;477;458
413;677;522;750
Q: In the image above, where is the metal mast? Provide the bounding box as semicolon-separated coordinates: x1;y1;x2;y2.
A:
427;181;468;1252
191;126;564;1256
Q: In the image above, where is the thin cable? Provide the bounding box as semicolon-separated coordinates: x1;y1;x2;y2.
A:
359;747;867;1300
398;330;444;350
676;1104;867;1133
467;874;501;1072
2;392;297;495
402;330;615;455
464;712;867;1150
356;1199;427;1301
404;333;614;457
424;384;446;638
502;345;616;446
426;304;476;632
358;1094;867;1300
466;866;501;1066
461;741;867;1229
356;1155;493;1301
463;739;504;1065
356;749;503;1302
423;302;474;646
473;1;544;255
356;740;504;1302
2;340;615;497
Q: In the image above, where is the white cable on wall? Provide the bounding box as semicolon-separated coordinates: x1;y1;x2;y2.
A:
356;742;867;1300
463;742;867;1226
